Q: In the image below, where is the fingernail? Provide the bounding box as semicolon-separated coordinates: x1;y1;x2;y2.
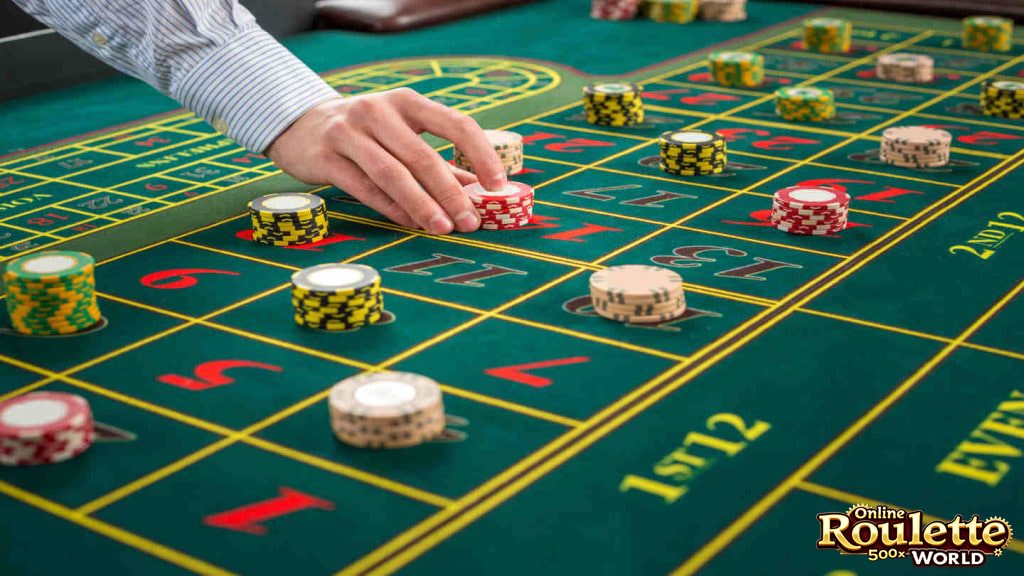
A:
428;214;454;235
494;171;508;183
456;210;480;230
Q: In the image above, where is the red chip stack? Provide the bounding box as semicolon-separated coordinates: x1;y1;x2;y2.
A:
591;0;641;20
465;182;535;230
770;185;850;235
0;392;94;466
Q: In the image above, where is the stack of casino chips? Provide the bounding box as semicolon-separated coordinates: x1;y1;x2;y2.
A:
328;371;446;449
708;51;764;88
453;129;523;176
640;0;698;24
879;126;952;169
589;265;687;324
659;129;727;176
774;86;836;122
876;53;934;84
248;193;329;247
583;82;645;126
0;392;94;466
464;181;534;230
962;15;1013;52
291;263;383;331
981;80;1024;119
699;0;747;22
4;251;102;336
771;185;850;236
591;0;640;20
803;17;852;53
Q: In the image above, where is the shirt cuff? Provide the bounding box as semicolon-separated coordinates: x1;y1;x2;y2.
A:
172;27;340;154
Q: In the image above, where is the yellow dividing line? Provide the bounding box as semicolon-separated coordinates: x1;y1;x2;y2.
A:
334;29;934;576
0;480;236;576
673;279;1024;574
797;480;1024;556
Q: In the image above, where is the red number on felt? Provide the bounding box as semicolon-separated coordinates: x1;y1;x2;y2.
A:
157;360;283;391
140;268;240;289
484;356;591;388
144;182;168;192
752;136;819;151
544;138;615;154
680;93;740;106
203;487;334;535
715;128;771;142
134;136;170;148
0;176;25;189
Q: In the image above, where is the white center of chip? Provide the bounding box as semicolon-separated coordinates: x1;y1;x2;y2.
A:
994;81;1024;91
23;255;77;274
263;195;313;210
789;188;837;202
307;267;365;288
671;132;713;144
2;399;68;427
811;18;844;26
475;183;518;196
354;380;417;407
596;83;631;93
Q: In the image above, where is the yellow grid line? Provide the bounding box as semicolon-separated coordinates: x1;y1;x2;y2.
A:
675;279;1024;573
335;27;940;576
0;480;236;575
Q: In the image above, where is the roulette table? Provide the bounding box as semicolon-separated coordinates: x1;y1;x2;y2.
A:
0;1;1021;574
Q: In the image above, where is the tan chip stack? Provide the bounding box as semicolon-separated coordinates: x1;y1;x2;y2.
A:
328;371;446;449
453;129;524;176
589;265;687;324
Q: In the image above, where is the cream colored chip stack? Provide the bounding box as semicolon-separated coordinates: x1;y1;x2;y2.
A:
876;53;934;84
879;126;952;169
589;265;686;324
328;371;446;449
700;0;747;22
453;129;524;176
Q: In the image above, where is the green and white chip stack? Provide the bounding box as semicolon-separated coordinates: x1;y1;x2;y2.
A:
639;0;698;23
291;263;383;331
4;251;102;336
775;86;836;122
803;17;852;53
962;15;1013;52
708;51;764;88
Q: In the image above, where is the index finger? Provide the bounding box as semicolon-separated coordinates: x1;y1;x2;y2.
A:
405;98;507;191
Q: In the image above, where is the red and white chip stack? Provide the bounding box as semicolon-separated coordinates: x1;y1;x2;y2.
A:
0;392;94;466
591;0;641;20
465;181;535;230
770;185;851;235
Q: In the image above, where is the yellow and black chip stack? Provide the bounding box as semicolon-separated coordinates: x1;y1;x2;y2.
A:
981;80;1024;118
659;129;727;176
249;193;329;247
291;263;383;331
583;82;645;126
4;251;102;336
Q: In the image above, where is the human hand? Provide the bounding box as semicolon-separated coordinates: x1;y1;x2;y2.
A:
266;88;506;234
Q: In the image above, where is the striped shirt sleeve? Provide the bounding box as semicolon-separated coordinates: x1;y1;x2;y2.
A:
11;0;340;153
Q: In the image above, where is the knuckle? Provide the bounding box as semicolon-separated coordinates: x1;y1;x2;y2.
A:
390;87;417;99
406;146;440;172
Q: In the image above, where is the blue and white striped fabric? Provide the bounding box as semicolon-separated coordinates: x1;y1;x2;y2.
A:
11;0;340;153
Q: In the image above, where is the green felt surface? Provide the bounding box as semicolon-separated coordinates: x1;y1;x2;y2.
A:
1;2;1024;575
